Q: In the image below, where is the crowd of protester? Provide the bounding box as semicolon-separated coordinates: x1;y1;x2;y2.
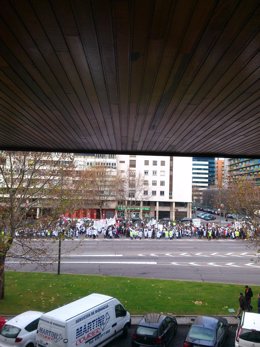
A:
11;216;256;241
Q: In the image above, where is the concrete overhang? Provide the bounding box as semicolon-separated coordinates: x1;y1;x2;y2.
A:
0;1;259;157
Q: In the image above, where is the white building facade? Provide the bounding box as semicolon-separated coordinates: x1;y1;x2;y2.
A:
117;155;192;220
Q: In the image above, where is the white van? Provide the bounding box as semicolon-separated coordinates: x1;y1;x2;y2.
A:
35;293;131;347
235;312;260;347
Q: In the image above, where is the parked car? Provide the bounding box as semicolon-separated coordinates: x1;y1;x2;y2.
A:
0;310;43;347
132;313;178;346
180;217;193;223
0;316;7;330
235;312;260;347
202;214;216;221
183;315;229;347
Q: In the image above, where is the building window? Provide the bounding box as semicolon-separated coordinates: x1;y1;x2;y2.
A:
152;180;157;186
152;191;156;196
161;160;165;166
160;191;165;196
160;170;165;176
144;180;148;186
152;170;157;176
144;170;148;175
144;160;149;165
160;181;165;186
143;190;148;196
130;160;136;168
153;160;157;166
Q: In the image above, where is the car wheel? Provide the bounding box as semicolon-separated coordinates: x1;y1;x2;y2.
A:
26;344;34;347
122;324;128;337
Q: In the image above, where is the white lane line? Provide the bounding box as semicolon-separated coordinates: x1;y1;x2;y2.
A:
65;254;123;257
245;263;260;268
195;252;202;255
150;253;158;257
138;254;144;256
226;262;241;267
189;262;200;266
7;260;158;265
226;252;233;255
208;262;221;267
211;252;217;255
171;262;180;265
62;261;158;265
180;253;191;256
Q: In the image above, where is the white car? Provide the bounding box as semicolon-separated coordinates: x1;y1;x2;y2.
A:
235;312;260;346
0;311;43;347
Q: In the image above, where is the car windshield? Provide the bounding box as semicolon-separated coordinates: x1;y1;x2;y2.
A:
136;326;158;337
188;326;215;341
0;324;21;338
240;329;260;343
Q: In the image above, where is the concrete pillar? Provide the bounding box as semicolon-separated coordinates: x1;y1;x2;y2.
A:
140;201;143;219
171;202;175;220
156;201;159;220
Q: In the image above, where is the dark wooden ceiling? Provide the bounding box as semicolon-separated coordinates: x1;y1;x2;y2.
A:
0;0;259;157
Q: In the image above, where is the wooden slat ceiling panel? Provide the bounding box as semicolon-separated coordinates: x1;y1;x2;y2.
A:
0;0;259;157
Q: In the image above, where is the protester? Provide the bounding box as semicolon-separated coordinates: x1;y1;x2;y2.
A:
237;293;246;318
244;285;253;311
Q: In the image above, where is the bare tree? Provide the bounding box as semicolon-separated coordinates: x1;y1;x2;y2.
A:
218;176;260;253
0;151;78;299
119;169;151;220
79;164;124;219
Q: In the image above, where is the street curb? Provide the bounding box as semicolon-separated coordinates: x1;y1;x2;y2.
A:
131;315;239;326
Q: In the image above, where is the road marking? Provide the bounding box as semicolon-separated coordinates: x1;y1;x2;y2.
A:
66;254;123;257
180;253;191;256
171;262;180;265
208;262;221;267
189;262;200;266
245;263;260;268
150;253;158;257
61;261;158;265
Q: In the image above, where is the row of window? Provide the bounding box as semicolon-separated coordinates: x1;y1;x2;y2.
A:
144;180;165;186
128;160;166;168
144;160;166;166
144;170;165;176
129;191;165;197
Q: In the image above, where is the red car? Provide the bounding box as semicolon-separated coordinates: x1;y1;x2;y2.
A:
0;316;7;330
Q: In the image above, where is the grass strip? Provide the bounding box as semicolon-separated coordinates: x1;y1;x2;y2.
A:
2;272;259;316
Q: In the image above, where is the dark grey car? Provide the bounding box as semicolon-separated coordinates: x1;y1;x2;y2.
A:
183;316;229;347
132;313;178;347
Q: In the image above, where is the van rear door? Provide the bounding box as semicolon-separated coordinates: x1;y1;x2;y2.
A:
36;318;66;347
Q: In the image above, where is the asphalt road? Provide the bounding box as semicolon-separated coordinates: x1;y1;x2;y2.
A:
106;324;237;347
7;237;260;285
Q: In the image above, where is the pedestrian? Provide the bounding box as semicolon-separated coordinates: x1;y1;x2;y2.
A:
245;285;253;311
237;293;246;318
257;293;260;314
